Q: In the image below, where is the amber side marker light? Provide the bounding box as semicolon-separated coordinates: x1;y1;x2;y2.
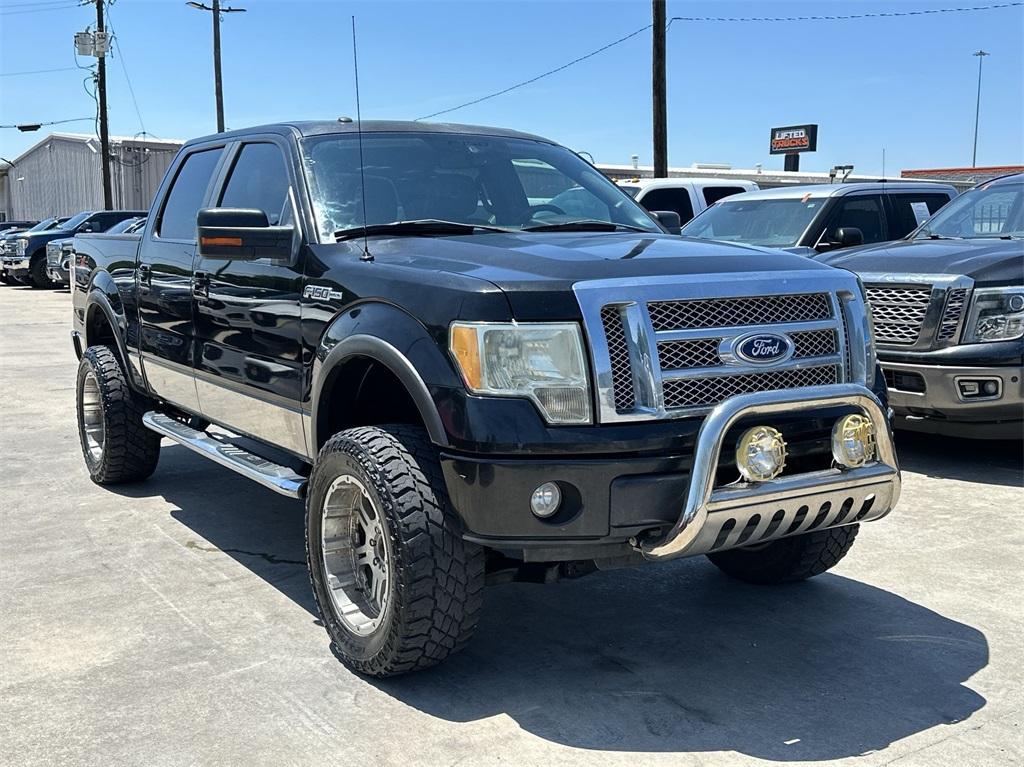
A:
201;236;243;247
450;325;482;390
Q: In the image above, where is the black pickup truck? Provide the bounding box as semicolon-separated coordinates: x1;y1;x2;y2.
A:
820;172;1023;439
71;120;900;677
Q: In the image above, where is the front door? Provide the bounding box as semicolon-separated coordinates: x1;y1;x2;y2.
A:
138;145;225;413
191;139;307;457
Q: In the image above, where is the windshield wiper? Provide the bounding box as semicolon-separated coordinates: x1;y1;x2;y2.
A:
917;233;961;240
335;219;508;241
521;220;650;233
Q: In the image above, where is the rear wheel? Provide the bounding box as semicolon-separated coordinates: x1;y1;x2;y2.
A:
707;524;860;584
306;424;484;677
76;346;161;484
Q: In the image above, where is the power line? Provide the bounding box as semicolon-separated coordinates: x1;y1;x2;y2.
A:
0;117;94;129
416;2;1023;121
104;5;146;135
0;66;79;77
416;24;653;121
0;3;84;16
670;2;1022;22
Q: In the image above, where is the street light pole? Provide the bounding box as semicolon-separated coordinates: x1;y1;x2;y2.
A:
971;49;989;168
186;1;246;133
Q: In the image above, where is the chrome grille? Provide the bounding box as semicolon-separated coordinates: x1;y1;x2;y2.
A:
663;365;840;409
600;306;635;411
791;328;838;358
657;338;721;370
864;285;932;345
936;288;968;341
648;293;831;331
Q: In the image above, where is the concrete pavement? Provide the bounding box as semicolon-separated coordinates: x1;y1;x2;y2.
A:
2;285;1021;766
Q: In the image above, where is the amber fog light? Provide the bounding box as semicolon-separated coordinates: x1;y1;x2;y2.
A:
735;426;787;482
832;414;876;468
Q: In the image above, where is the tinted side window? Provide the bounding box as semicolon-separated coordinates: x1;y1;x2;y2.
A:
218;143;291;225
640;188;695;223
887;193;951;238
831;195;885;243
703;186;747;206
158;148;223;240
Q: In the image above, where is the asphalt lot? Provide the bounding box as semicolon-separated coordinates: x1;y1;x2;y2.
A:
2;285;1022;767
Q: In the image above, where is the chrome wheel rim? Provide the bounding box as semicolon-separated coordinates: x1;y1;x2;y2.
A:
81;371;105;462
320;474;391;635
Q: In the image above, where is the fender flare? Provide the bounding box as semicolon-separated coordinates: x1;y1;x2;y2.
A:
84;283;130;366
312;332;451;450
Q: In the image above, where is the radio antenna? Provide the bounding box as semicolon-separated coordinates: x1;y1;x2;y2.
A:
351;16;372;262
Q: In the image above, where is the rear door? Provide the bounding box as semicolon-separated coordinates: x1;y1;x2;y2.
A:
137;144;225;413
884;191;953;239
191;138;307;457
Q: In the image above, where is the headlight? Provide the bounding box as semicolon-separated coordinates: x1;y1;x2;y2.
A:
450;322;592;424
963;287;1024;343
14;238;28;255
856;277;877;377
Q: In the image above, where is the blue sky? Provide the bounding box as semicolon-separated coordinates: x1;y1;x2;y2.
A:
2;0;1022;174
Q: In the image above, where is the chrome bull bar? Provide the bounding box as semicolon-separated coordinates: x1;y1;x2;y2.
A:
639;384;900;561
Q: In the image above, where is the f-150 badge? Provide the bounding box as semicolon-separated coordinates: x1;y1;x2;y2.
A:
303;285;344;301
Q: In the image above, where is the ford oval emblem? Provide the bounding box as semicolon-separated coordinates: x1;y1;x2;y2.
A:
733;333;794;364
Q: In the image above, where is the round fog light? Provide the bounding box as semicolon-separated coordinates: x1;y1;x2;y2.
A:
530;482;562;518
832;414;876;468
735;426;787;482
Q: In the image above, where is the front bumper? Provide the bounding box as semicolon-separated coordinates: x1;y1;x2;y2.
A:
1;256;29;279
882;360;1023;439
443;384;900;562
47;261;69;283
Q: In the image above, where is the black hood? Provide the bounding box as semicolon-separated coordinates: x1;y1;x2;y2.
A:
361;232;835;317
816;238;1024;287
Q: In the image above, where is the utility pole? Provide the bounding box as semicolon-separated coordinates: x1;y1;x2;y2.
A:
652;0;667;178
971;50;989;167
187;1;246;133
96;0;112;209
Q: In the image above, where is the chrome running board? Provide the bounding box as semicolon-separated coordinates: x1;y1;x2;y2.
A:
142;412;307;499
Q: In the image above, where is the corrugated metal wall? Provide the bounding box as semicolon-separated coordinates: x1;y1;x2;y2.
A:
7;135;181;219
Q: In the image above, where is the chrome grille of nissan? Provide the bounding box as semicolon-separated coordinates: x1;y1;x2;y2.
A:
574;272;873;424
862;274;974;350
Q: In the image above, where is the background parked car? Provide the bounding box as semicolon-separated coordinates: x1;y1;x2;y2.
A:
50;216;146;285
678;182;957;255
817;172;1023;438
0;217;69;283
1;209;145;287
616;178;758;231
0;220;38;233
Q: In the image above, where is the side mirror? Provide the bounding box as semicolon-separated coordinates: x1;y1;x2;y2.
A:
79;222;96;233
197;208;294;260
833;226;864;248
651;210;682;234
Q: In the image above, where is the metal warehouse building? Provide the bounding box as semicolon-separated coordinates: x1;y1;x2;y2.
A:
0;132;182;221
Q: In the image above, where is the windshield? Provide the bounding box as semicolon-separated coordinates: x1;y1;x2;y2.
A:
618;185;641;198
680;197;822;248
301;132;660;240
914;180;1023;239
59;212;92;231
105;217;143;234
26;218;58;233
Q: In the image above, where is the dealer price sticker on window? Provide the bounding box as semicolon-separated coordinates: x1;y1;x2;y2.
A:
910;201;932;227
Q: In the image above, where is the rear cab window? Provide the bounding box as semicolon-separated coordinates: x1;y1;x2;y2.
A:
702;186;747;206
887;192;953;238
638;187;695;223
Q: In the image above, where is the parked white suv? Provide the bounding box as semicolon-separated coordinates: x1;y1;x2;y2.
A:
617;178;759;230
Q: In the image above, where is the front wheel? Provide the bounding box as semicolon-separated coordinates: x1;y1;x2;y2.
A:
707;524;860;584
29;256;52;288
76;346;161;484
306;425;484;677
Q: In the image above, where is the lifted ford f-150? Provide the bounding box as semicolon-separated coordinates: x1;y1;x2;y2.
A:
71;120;900;677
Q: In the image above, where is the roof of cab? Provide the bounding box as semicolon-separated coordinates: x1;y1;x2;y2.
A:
981;171;1024;187
184;120;557;147
709;181;958;202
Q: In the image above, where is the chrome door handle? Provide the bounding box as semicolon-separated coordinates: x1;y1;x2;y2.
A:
193;270;210;299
